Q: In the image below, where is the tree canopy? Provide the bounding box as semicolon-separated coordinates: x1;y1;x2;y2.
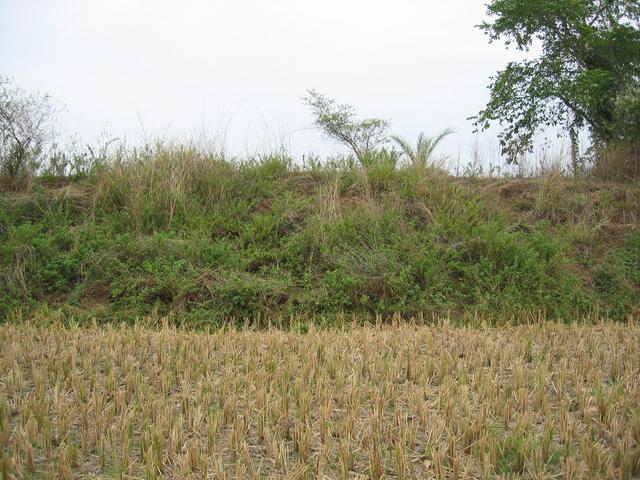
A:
475;0;640;161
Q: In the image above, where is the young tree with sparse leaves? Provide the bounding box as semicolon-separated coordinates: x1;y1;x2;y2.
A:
303;90;390;166
0;76;56;190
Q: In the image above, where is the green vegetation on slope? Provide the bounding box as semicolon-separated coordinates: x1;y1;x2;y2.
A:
1;145;638;324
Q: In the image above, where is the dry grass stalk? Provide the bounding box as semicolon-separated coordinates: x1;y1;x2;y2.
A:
0;318;638;478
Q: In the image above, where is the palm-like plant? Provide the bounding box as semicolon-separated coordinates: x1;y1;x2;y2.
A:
390;128;454;168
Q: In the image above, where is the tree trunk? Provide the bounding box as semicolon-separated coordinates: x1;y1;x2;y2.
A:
569;125;580;177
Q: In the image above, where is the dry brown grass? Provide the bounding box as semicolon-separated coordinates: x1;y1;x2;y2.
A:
1;318;639;479
591;146;640;183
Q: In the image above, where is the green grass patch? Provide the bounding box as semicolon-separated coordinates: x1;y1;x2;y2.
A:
1;146;638;324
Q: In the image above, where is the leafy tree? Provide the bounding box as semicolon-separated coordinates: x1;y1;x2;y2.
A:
390;128;454;168
609;87;640;178
303;90;390;166
0;76;56;190
612;87;640;144
475;0;640;163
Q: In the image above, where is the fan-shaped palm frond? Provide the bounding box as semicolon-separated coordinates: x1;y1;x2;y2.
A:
391;128;454;168
390;135;416;160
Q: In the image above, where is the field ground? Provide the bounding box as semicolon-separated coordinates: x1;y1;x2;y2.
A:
1;318;639;479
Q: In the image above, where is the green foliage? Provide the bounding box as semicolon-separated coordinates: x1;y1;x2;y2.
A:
476;0;640;161
594;230;640;318
390;129;454;168
0;149;638;324
612;88;640;144
0;76;56;190
303;90;390;166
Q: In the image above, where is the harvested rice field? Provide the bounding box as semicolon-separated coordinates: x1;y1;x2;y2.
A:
1;319;639;479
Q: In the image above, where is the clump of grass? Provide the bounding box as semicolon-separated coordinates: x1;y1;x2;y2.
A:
0;316;639;478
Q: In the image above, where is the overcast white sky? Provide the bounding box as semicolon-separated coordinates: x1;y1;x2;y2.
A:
1;0;536;165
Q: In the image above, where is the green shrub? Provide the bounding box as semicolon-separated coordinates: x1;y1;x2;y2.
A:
0;146;638;323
